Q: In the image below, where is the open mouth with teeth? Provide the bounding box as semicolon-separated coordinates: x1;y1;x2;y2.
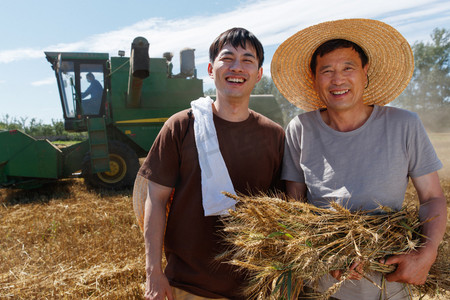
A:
227;77;245;83
331;89;349;95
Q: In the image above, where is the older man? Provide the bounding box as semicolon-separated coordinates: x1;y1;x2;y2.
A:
271;19;446;300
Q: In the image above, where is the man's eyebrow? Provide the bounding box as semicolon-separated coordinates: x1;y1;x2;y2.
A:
219;50;256;59
243;52;256;59
220;50;234;56
318;64;331;71
343;60;358;66
318;60;358;71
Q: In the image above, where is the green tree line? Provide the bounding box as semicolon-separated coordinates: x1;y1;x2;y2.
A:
392;28;450;131
0;114;86;141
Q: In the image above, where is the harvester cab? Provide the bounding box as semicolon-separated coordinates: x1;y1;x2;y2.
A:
45;52;109;130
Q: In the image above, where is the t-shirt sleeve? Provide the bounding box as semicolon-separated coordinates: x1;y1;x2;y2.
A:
407;113;443;178
281;117;305;183
138;113;186;187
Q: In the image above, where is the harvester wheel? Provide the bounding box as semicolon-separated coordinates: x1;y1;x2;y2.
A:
82;140;140;189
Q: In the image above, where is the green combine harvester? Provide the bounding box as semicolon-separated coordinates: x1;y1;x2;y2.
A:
0;37;283;189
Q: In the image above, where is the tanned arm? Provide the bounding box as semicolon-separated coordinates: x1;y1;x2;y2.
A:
385;171;447;285
144;180;174;300
286;181;307;202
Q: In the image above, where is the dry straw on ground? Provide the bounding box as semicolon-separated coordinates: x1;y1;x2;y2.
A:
0;179;146;299
219;192;450;300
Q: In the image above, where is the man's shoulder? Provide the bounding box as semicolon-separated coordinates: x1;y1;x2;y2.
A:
155;109;193;140
165;108;193;127
376;105;420;122
285;110;318;130
249;110;284;133
378;105;415;115
297;110;318;120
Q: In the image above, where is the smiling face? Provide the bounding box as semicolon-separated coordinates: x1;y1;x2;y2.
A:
208;42;262;102
313;47;368;113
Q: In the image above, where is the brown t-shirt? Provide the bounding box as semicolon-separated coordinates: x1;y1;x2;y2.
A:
139;108;285;299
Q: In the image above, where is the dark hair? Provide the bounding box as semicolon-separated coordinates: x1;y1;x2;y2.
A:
310;39;368;75
209;27;264;68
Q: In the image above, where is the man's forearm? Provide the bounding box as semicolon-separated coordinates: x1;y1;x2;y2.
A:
419;196;447;254
142;180;174;299
412;172;447;254
143;182;171;276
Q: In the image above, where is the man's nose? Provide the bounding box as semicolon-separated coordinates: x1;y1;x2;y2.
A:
229;59;243;72
331;71;345;85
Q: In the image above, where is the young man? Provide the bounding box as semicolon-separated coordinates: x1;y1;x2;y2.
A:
138;28;285;300
271;19;446;299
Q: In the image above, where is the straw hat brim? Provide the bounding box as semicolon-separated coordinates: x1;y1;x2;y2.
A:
271;18;414;111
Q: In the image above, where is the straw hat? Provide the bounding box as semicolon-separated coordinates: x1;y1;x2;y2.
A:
271;18;414;111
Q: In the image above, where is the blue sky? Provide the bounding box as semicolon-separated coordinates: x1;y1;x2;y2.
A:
1;0;449;124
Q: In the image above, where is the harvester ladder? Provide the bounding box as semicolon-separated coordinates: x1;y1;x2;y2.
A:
87;117;110;173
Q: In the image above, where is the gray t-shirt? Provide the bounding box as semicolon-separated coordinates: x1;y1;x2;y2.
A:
282;105;442;299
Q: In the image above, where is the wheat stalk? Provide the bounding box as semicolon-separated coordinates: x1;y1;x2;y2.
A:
219;193;449;299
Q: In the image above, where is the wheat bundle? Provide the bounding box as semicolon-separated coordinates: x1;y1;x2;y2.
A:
219;193;449;300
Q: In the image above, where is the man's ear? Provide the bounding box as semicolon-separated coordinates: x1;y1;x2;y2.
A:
364;63;369;87
312;73;319;92
256;67;263;82
207;62;214;79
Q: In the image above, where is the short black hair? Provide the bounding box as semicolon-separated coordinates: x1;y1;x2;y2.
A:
310;39;368;76
209;27;264;68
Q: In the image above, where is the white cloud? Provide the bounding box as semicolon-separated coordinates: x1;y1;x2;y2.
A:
31;77;55;87
0;48;44;63
0;0;448;65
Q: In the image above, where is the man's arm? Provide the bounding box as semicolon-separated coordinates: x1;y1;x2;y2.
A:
81;85;91;99
143;180;174;300
286;180;307;201
385;171;447;285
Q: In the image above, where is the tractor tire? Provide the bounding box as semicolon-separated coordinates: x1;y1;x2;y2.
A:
82;140;140;189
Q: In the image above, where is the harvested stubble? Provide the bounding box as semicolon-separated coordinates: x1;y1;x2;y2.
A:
219;193;450;300
0;179;146;299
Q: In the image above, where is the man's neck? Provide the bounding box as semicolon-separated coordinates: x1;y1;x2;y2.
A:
212;96;250;122
321;105;374;132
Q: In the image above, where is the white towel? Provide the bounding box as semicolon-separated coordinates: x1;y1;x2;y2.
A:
191;97;237;216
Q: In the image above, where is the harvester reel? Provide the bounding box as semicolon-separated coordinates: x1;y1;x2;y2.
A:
82;140;140;189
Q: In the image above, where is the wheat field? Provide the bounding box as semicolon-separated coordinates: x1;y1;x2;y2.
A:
0;182;146;299
1;133;449;299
